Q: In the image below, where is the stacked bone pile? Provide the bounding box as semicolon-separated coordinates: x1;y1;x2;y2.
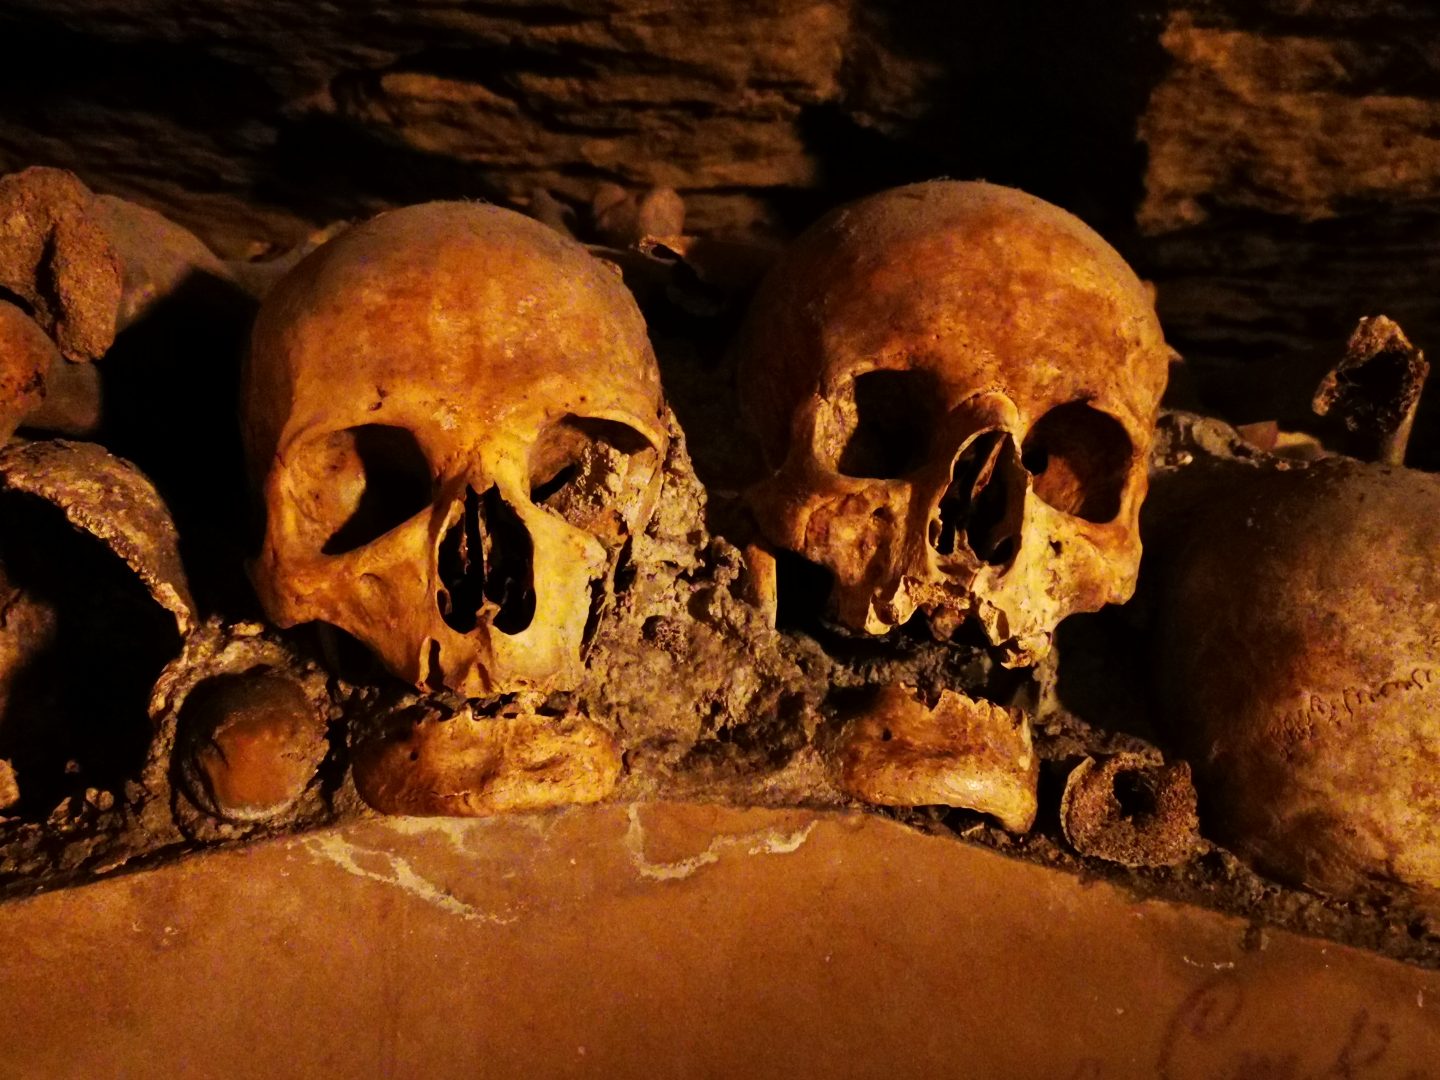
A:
1;165;1437;959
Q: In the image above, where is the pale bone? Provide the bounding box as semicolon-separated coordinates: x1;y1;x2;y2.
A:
352;704;621;816
244;202;667;697
736;181;1169;665
831;684;1038;832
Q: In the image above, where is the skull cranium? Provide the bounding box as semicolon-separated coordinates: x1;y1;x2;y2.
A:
736;181;1168;664
243;202;666;697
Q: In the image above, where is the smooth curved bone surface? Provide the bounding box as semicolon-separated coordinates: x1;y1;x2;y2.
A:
244;202;667;697
735;181;1169;665
1155;456;1440;906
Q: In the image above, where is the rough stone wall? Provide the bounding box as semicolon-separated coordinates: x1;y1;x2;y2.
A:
7;1;1438;441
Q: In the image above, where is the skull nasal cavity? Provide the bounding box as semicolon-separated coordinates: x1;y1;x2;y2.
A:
933;432;1022;566
436;486;536;636
836;369;941;478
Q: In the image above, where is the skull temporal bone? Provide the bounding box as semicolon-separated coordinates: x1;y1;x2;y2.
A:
737;181;1168;664
244;202;666;697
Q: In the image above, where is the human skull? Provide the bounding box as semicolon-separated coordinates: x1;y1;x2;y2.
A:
736;182;1168;664
243;203;666;698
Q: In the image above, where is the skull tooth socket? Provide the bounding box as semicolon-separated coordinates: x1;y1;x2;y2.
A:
436;485;536;636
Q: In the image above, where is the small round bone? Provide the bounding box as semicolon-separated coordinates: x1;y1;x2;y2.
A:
176;670;327;822
1059;753;1200;868
832;684;1038;832
351;706;622;817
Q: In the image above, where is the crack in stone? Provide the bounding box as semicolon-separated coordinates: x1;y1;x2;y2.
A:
622;803;815;882
303;832;520;926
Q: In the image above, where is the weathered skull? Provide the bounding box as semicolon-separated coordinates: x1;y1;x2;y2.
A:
737;181;1168;664
243;203;667;697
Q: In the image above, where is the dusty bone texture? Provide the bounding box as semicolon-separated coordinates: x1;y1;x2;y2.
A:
0;439;194;635
145;619;337;842
736;180;1170;667
830;684;1038;832
244;201;667;699
1312;315;1428;466
0;300;55;443
351;702;622;817
0;167;121;362
1059;753;1200;869
1149;443;1440;907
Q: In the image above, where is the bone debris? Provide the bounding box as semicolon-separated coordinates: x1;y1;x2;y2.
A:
351;703;622;816
1313;315;1429;466
832;684;1038;832
0;167;121;362
1060;753;1200;868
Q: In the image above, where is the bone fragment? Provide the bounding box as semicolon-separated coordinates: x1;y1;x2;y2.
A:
176;670;328;823
352;704;622;816
1313;315;1429;466
833;684;1038;832
0;167;122;361
1060;753;1200;868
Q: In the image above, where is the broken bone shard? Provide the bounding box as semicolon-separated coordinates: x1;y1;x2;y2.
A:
0;167;122;362
176;670;328;822
832;684;1038;832
736;181;1169;665
244;201;666;698
1059;753;1199;868
1312;315;1428;466
351;706;622;817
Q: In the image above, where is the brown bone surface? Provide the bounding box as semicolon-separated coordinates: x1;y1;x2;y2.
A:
735;181;1169;665
1154;456;1440;905
244;202;667;698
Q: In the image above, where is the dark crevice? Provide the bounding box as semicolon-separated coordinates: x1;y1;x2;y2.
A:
933;432;1019;565
436;486;535;637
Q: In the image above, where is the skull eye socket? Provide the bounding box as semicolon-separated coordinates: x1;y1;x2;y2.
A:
834;369;941;479
1021;402;1132;523
528;416;659;541
288;425;433;556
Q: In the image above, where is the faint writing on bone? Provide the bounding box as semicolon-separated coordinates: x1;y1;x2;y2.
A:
1275;668;1437;737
